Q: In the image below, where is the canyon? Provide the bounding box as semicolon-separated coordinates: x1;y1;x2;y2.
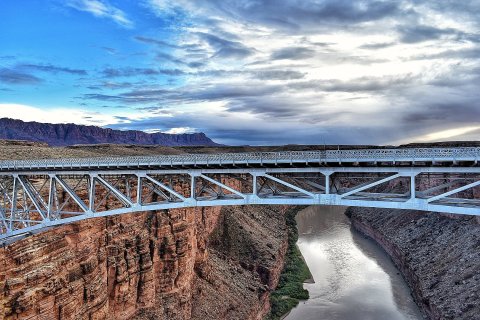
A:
0;141;479;319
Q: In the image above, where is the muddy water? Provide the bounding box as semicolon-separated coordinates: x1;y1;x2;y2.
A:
285;206;423;320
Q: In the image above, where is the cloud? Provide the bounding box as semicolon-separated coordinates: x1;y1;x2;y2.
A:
289;75;418;93
0;68;42;85
409;47;480;61
38;0;480;145
0;104;121;125
102;67;185;78
397;25;461;43
359;42;396;50
195;32;254;58
271;47;316;60
251;69;306;80
414;126;480;142
17;63;87;75
402;102;480;126
148;0;402;31
65;0;133;28
134;36;181;49
164;127;195;134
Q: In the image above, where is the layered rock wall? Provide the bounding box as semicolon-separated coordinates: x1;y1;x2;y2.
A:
0;206;219;319
0;204;289;320
348;208;480;320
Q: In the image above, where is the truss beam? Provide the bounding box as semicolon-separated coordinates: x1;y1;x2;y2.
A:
0;153;478;244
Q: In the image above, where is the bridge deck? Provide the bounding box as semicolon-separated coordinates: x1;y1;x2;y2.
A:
0;147;479;172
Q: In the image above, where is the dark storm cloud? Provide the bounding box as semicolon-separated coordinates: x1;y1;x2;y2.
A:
271;47;316;60
397;25;461;44
107;111;399;146
195;32;254;58
195;0;402;31
224;96;318;118
0;68;42;84
402;102;480;126
17;63;87;75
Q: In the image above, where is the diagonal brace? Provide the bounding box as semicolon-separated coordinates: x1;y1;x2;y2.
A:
427;180;480;203
416;179;463;198
145;175;187;201
96;175;133;207
199;174;245;198
340;174;401;198
54;176;89;212
17;176;46;220
262;174;315;198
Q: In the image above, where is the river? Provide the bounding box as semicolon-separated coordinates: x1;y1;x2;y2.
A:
285;206;423;320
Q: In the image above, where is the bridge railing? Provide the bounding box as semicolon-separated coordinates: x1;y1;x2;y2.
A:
0;147;479;170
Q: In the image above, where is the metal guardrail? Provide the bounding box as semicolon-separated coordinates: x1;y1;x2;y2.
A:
0;147;479;170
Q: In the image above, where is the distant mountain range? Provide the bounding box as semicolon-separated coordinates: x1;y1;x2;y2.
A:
0;118;219;147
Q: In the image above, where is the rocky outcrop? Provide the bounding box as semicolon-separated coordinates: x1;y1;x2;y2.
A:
0;204;288;320
0;118;218;147
191;205;288;320
347;208;480;320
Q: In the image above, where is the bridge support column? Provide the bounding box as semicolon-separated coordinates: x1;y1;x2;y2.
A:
410;173;417;200
190;175;196;199
324;173;331;194
136;175;142;205
47;174;55;220
89;174;96;211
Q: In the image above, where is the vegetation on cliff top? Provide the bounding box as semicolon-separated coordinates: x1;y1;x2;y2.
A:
266;206;311;320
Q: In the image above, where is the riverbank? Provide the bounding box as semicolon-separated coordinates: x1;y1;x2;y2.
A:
347;207;480;320
266;206;312;320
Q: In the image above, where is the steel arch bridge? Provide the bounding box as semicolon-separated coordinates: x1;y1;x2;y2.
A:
1;147;479;244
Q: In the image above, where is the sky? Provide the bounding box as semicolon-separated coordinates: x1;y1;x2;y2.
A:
0;0;479;145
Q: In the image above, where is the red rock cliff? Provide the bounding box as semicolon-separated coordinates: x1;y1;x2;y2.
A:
0;203;289;320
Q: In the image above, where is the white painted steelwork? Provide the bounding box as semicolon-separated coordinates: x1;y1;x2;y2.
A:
0;147;479;244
